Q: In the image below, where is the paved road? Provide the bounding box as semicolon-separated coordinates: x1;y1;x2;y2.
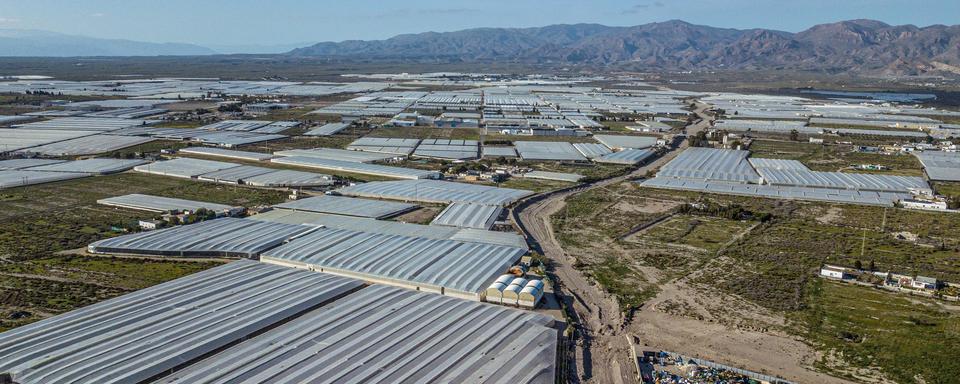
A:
513;102;712;383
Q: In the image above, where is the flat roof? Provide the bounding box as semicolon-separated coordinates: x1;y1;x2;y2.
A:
0;260;364;384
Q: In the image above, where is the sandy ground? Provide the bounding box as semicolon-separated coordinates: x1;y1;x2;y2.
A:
514;102;859;384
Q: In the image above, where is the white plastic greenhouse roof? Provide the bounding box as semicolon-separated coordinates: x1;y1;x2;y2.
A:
336;179;533;206
248;210;528;249
657;147;761;183
274;195;418;219
158;285;557;384
261;227;526;297
97;194;236;213
0;260;364;384
87;217;313;257
431;202;502;229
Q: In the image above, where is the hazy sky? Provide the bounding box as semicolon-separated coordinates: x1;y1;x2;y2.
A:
0;0;957;47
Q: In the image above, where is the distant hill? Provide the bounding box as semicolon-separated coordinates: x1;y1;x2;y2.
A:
0;29;216;57
289;20;960;76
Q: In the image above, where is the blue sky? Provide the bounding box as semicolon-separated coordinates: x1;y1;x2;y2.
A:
0;0;957;47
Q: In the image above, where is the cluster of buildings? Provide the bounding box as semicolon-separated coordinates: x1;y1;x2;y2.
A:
0;174;563;382
705;93;960;141
312;86;694;137
819;264;949;294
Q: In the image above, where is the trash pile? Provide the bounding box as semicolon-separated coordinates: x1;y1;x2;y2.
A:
647;351;764;384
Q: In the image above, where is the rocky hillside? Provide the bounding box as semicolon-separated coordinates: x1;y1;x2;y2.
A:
290;19;960;76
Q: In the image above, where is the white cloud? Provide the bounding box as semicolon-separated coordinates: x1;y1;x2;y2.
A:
90;12;105;17
0;17;20;24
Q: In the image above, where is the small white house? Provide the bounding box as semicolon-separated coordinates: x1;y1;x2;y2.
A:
902;199;948;211
138;219;163;231
820;265;853;280
912;276;940;290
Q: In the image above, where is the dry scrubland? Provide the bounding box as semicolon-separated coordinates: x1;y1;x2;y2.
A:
552;180;960;383
0;173;287;331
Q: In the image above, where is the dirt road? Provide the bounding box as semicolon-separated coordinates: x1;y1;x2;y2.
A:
513;102;711;382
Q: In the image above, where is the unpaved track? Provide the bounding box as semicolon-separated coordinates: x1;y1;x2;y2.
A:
513;103;711;382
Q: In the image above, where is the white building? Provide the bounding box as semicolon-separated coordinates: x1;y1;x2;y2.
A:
820;265;854;280
901;199;948;211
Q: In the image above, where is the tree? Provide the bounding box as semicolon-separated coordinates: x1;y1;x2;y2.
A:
854;260;863;270
789;129;799;142
869;260;876;271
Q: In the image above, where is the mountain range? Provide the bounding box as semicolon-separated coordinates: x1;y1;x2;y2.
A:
2;20;959;76
290;19;960;76
0;29;216;56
